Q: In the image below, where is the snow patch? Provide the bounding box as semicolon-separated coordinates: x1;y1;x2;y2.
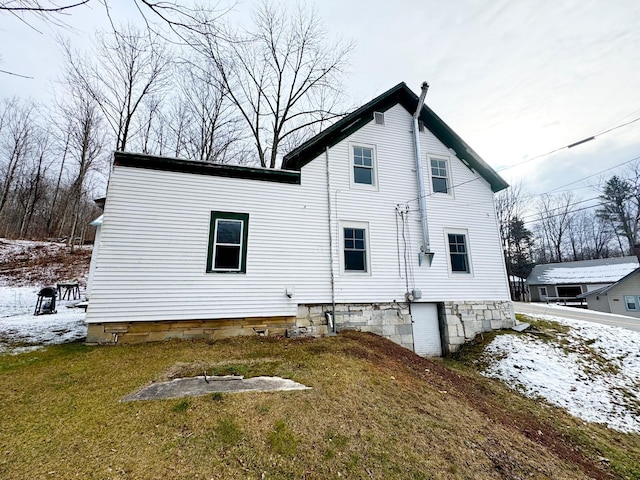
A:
483;315;640;433
0;282;87;354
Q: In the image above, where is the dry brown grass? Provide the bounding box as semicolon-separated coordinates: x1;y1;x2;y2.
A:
0;332;638;479
0;239;92;287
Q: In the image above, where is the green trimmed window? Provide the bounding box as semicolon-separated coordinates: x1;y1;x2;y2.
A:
206;211;249;273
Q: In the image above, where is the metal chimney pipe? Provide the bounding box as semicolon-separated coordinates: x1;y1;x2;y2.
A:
412;82;433;265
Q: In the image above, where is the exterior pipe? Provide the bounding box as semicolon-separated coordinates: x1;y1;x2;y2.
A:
412;81;433;265
325;146;337;333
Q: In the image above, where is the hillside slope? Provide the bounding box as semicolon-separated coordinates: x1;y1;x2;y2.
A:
1;331;637;479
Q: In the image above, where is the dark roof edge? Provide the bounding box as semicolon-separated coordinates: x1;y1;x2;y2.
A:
113;152;301;185
282;82;508;193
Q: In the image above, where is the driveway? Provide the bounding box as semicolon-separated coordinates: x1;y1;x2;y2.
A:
513;302;640;332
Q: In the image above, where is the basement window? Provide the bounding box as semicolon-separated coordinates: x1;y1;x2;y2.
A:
206;211;249;273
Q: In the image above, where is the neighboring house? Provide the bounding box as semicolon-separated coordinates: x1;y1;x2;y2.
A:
86;82;514;356
577;268;640;317
526;257;640;302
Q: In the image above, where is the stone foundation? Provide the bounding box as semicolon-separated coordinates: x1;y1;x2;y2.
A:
86;316;296;344
296;302;413;351
441;300;515;353
86;300;514;354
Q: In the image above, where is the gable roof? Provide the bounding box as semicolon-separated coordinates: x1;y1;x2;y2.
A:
578;267;640;298
281;82;509;193
527;256;640;285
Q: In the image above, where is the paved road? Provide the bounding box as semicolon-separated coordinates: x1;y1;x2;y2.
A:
514;302;640;332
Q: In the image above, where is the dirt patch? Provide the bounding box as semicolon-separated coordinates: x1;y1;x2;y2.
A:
339;330;615;480
0;240;92;286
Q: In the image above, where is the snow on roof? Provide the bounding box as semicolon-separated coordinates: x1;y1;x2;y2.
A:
527;256;639;285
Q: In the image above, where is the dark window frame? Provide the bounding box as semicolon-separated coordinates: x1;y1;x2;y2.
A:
430;157;450;194
352;144;376;187
624;295;639;311
447;232;470;273
206;211;249;273
343;226;368;273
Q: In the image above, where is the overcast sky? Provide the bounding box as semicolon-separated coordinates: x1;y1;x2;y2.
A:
1;0;639;203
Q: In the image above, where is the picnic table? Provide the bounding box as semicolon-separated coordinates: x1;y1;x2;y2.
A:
57;281;80;301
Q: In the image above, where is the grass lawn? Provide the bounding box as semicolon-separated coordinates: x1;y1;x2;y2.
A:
1;331;638;479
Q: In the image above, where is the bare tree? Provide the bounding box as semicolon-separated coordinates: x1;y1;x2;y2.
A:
193;1;353;168
175;60;244;163
535;192;577;263
0;98;36;219
16;129;51;237
57;85;105;250
61;23;171;152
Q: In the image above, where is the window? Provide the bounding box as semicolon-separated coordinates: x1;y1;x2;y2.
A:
343;225;368;272
373;111;385;125
557;286;582;297
430;157;449;194
624;296;639;311
447;232;470;273
351;144;376;187
539;287;548;297
206;211;249;273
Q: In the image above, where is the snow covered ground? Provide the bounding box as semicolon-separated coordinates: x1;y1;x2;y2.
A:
0;283;87;354
483;314;640;434
0;238;89;354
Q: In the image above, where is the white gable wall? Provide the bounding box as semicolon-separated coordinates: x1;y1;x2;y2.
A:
312;103;509;303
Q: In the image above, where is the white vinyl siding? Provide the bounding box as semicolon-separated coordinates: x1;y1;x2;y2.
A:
87;160;331;323
323;104;509;303
87;102;510;325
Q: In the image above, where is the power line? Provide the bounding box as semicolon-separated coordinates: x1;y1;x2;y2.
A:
521;203;599;226
402;112;640;206
519;196;601;222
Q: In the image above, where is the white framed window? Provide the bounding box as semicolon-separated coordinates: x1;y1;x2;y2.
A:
206;211;249;273
373;111;385;125
350;143;377;189
341;221;370;274
445;229;471;274
428;155;451;194
624;296;639;311
539;287;548;297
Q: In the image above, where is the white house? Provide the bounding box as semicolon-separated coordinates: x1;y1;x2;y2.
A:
86;82;514;355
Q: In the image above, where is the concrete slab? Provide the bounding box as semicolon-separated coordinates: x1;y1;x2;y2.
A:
512;322;530;332
121;376;311;402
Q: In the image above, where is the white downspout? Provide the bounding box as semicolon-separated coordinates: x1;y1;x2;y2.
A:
325;147;337;333
413;81;434;266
